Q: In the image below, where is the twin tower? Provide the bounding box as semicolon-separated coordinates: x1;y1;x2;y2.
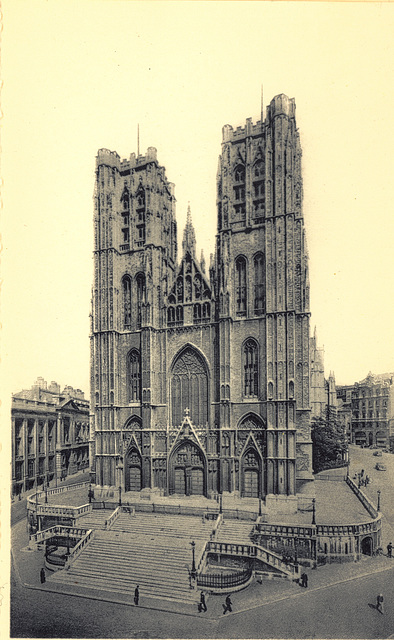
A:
90;94;313;502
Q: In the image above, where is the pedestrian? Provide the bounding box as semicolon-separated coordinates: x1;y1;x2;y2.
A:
376;593;384;614
387;542;392;558
302;573;308;588
40;568;46;584
223;594;232;614
134;585;139;605
199;591;207;612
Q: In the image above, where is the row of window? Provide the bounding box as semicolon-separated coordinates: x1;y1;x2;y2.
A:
167;303;211;326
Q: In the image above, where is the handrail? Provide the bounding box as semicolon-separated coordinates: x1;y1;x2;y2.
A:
105;506;121;529
65;529;94;569
202;540;295;577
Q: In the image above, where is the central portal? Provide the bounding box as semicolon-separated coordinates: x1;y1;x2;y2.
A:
169;440;206;496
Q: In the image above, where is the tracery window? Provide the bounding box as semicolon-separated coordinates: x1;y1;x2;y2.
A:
236;256;247;315
128;350;141;402
171;347;208;426
244;339;259;397
234;165;246;220
136;273;145;329
176;306;184;325
254;253;265;315
122;275;132;328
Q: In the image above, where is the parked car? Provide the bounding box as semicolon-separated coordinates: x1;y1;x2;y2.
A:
373;451;383;457
375;463;387;471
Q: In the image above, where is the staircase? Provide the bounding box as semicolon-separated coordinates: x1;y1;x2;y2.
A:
49;515;212;603
110;512;212;539
216;519;254;544
77;510;112;530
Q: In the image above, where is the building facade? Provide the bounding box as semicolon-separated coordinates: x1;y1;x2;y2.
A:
90;94;313;500
11;378;89;496
348;373;394;448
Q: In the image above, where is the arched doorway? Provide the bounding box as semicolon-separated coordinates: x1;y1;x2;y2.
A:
361;536;373;556
170;347;209;426
241;449;261;498
124;448;142;492
169;440;206;496
368;432;373;447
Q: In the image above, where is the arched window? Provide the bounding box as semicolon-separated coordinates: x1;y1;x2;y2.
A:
236;256;247;316
202;302;210;322
167;306;175;326
234;165;245;183
193;304;201;324
254;253;265;315
136;273;145;329
122;275;132;328
171;347;208;426
176;306;183;325
244;339;259;397
254;160;264;178
128;350;141;402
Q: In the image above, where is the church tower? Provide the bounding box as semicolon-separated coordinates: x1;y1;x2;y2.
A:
90;147;177;487
214;94;313;497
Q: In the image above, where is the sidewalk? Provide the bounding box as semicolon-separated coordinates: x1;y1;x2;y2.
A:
11;516;394;620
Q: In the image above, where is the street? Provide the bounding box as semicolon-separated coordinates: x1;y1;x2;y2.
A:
10;562;394;638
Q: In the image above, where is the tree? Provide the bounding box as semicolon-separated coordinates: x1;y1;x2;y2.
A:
311;414;348;474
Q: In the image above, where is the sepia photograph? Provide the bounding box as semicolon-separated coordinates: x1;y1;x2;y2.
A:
2;1;394;638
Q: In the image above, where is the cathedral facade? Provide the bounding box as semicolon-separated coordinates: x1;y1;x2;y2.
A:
90;93;313;500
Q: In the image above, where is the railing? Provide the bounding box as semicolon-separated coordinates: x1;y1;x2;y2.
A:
65;529;95;569
345;476;379;518
34;502;92;519
106;506;121;529
254;523;316;538
29;525;89;549
197;565;253;590
202;540;295;578
27;481;91;511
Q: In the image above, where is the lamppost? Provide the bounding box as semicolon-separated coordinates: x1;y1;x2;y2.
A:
377;489;381;511
118;486;122;506
190;540;196;578
312;498;316;525
88;483;93;504
259;496;262;517
44;480;48;504
219;493;223;514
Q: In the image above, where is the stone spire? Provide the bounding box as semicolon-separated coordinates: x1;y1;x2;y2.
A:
182;203;196;258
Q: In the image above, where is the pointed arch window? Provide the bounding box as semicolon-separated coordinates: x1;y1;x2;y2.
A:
244;339;259;397
122;275;132;328
254;253;265;315
136;273;145;329
128;350;141;402
167;306;175;326
236;256;247;316
171;347;208;426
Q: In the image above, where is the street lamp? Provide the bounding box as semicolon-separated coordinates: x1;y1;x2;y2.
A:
377;489;381;511
118;486;122;506
45;480;48;504
190;540;196;578
312;498;316;525
219;493;223;514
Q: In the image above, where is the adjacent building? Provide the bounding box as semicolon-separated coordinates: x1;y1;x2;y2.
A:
11;377;89;496
349;372;394;448
90;93;314;501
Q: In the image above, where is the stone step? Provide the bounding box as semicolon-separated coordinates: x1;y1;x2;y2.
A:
65;563;192;589
50;572;199;603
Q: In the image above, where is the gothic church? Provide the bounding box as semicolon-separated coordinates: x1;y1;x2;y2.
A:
90;94;313;501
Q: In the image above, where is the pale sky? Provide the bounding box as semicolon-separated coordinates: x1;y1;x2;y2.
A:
2;0;394;399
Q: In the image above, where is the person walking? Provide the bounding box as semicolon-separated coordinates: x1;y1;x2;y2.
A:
199;591;207;612
376;593;384;614
302;573;308;588
223;594;232;614
387;542;392;558
134;585;139;605
40;568;46;584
